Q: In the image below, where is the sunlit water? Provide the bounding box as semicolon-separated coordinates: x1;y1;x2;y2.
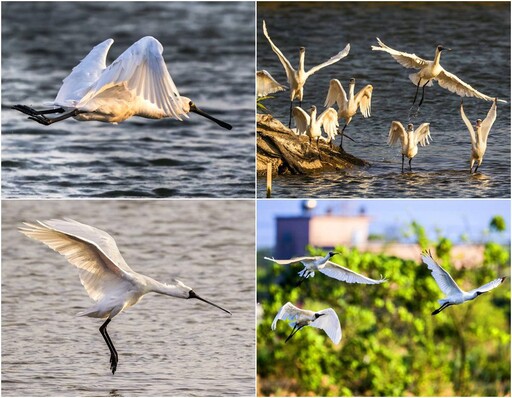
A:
2;200;255;396
257;2;510;198
2;2;255;198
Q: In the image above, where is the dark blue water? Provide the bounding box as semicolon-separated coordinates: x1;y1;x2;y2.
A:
2;2;255;198
257;2;510;198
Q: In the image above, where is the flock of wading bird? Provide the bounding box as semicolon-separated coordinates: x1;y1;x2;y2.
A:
257;21;506;173
264;250;506;344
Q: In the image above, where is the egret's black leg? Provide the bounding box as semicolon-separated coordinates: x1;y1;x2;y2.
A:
418;80;430;107
409;157;413;171
288;101;293;128
12;104;66;117
401;154;405;173
432;302;452;315
27;109;83;126
99;318;118;375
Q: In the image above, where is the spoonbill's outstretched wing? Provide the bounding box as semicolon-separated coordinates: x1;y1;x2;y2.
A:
54;38;114;107
413;123;432;146
310;308;342;344
257;70;287;97
77;36;187;120
355;85;373;118
305;44;350;77
264;256;317;265
318;108;339;138
436;70;505;102
19;219;137;302
480;99;498;142
324;79;348;111
388;121;407;146
271;302;312;329
321;261;387;284
371;38;428;69
292;107;310;135
467;277;506;296
460;101;476;144
262;20;295;82
421;251;462;296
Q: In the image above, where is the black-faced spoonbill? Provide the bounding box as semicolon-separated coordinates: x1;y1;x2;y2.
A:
12;36;232;130
257;70;287;98
19;218;231;375
460;98;498;173
264;251;386;286
324;78;373;149
388;121;432;172
262;20;350;128
292;105;338;147
421;250;506;315
371;38;507;109
272;302;342;344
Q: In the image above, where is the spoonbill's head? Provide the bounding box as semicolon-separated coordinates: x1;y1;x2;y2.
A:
328;251;340;258
314;312;326;320
299;47;306;53
475;118;483;128
181;280;231;315
309;105;317;113
436;45;451;52
407;123;414;132
180;96;232;130
349;78;356;85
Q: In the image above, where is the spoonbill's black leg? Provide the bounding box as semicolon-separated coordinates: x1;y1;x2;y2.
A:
27;109;83;125
412;80;421;106
285;324;304;343
401;154;405;173
432;302;452;315
473;164;479;173
409;157;413;171
296;275;307;286
12;104;66;117
99;318;118;375
288;101;293;128
418;80;430;108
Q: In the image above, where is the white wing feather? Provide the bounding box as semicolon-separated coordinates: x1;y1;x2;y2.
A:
54;38;114;107
310;308;342;344
318;108;339;138
19;219;137;302
388;121;406;146
467;277;506;296
257;70;287;97
371;38;428;69
460;102;476;145
264;256;317;265
436;69;502;102
421;251;462;296
414;123;432;146
262;20;295;83
77;36;186;119
271;302;312;329
292;107;310;135
324;79;347;110
306;44;350;77
480;99;497;142
355;85;373;118
320;261;387;284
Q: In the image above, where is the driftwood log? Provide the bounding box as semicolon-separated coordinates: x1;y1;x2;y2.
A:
257;113;370;176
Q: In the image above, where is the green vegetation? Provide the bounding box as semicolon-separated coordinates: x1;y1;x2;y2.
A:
257;221;510;396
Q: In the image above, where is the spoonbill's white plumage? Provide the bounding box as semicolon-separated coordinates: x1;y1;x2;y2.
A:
371;38;506;108
271;302;342;344
262;20;350;127
460;98;497;173
12;36;232;129
421;250;506;315
292;105;338;146
388;121;432;172
264;251;386;286
19;218;231;375
324;78;373;148
257;70;287;98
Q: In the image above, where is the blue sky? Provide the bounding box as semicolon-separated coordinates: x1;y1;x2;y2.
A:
257;200;511;248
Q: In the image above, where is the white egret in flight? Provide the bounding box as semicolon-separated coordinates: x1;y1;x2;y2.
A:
388;121;432;172
460;98;498;173
272;302;342;344
19;218;231;375
12;36;232;129
262;20;350;128
371;38;506;109
292;105;338;147
421;250;506;315
264;251;386;286
324;78;373;149
257;70;287;98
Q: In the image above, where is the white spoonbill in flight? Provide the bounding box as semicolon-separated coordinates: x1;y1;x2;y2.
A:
264;251;386;286
262;20;350;128
388;121;432;172
371;38;506;108
272;302;342;344
421;250;506;315
324;78;373;149
257;70;287;98
460;98;498;174
292;105;338;146
19;218;231;375
12;36;232;130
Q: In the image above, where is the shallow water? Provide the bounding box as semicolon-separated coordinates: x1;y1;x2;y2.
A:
257;2;510;198
2;2;255;198
2;200;255;396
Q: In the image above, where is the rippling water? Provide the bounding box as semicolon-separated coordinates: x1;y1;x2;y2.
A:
2;200;255;396
257;2;510;198
2;2;255;198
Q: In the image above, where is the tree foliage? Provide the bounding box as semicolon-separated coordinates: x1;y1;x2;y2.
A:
257;222;510;396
